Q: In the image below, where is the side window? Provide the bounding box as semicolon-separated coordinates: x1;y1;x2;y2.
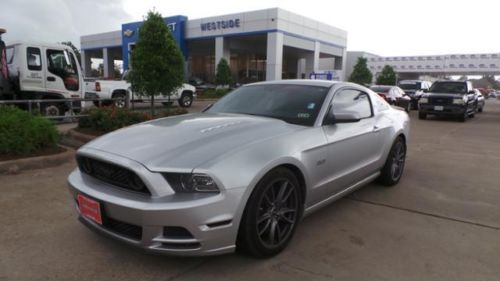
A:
46;49;79;91
27;47;42;71
332;89;373;119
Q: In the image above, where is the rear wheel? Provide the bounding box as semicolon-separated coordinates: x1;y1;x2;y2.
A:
478;106;483;113
237;168;302;258
112;92;127;108
178;92;193;108
378;136;406;186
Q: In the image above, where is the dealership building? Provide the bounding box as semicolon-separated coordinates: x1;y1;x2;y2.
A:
80;8;348;82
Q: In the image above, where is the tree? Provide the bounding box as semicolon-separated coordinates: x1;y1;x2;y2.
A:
215;58;232;86
376;65;397;85
348;57;372;86
126;10;185;115
61;41;81;64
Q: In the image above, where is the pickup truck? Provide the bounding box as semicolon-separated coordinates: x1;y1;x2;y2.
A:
86;71;196;108
418;80;477;122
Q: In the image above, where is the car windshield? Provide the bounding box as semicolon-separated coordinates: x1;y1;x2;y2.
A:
370;86;391;93
399;82;421;90
206;84;329;126
429;82;467;94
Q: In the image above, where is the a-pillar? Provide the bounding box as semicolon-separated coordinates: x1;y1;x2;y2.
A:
81;50;92;77
102;48;114;78
215;37;230;72
266;32;284;81
305;41;320;78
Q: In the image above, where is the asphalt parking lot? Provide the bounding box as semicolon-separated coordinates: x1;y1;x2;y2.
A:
1;100;499;281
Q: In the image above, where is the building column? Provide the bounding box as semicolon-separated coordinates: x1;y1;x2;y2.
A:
102;48;114;78
81;50;91;77
297;58;306;79
305;41;320;77
215;37;230;72
266;32;284;81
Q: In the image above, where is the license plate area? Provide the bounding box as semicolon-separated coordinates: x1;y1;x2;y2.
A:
434;105;444;111
77;194;103;225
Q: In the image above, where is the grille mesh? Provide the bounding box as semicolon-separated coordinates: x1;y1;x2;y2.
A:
77;156;151;195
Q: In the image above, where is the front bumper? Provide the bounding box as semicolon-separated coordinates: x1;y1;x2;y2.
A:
67;168;245;256
418;104;466;116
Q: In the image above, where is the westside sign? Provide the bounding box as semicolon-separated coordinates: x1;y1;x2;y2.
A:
200;19;241;31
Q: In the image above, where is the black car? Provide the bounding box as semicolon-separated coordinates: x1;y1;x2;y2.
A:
418;81;477;122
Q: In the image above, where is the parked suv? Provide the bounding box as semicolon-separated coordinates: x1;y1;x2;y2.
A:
398;80;432;109
418;80;477;122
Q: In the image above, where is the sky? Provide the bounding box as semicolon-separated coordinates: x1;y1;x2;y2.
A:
1;0;499;56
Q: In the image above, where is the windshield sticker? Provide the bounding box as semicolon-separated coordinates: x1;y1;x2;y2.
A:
297;113;311;118
307;103;315;110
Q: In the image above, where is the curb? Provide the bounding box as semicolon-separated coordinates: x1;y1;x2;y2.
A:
66;128;97;144
0;146;74;175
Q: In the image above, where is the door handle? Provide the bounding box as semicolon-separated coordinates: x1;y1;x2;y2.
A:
373;125;381;133
47;76;56;82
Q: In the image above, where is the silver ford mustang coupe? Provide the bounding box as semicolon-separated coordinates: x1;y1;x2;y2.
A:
68;80;410;257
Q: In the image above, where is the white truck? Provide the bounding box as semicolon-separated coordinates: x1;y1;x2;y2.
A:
86;71;197;108
0;29;83;116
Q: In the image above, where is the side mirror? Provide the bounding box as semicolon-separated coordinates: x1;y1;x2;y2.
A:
324;108;361;125
422;89;428;93
468;90;475;95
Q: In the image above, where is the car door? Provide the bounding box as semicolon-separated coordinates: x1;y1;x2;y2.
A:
45;48;81;97
321;88;385;196
20;46;46;93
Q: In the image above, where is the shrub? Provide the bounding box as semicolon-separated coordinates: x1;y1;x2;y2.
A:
200;88;231;99
78;107;188;133
0;106;59;156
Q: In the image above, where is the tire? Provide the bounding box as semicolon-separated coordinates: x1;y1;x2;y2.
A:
178;92;193;108
378;136;406;186
406;102;411;113
418;112;426;120
237;167;303;258
458;111;467;122
41;103;62;117
478;106;483;113
112;92;127;108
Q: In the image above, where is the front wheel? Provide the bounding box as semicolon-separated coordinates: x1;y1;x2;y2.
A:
237;168;302;258
378;136;406;186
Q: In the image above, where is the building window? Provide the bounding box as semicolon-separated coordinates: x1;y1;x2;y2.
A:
426;65;431;69
492;54;498;58
470;54;476;59
480;54;488;59
449;64;456;68
426;56;433;60
460;55;467;59
479;64;486;68
468;64;475;68
402;57;407;61
436;56;442;60
435;65;440;69
490;64;497;68
451;55;457;59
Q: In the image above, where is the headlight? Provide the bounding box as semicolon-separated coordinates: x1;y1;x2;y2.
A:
453;98;465;105
163;173;219;193
419;98;428;104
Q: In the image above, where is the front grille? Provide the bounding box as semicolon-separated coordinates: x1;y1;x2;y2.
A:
429;97;453;105
77;156;151;195
104;217;142;241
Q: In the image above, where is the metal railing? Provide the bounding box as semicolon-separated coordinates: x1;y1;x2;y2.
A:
0;95;184;122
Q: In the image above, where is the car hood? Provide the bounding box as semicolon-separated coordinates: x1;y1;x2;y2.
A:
83;113;302;171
